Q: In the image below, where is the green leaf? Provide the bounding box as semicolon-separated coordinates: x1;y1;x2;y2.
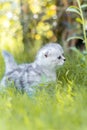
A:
67;6;79;10
76;18;83;24
70;47;82;56
70;47;77;51
66;6;80;16
82;51;87;55
81;4;87;9
67;36;83;42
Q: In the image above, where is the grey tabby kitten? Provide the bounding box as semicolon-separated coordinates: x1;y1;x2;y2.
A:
0;43;66;95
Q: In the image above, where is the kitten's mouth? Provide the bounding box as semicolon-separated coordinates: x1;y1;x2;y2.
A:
59;60;65;65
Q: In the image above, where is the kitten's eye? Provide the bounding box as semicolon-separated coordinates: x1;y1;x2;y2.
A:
58;56;61;59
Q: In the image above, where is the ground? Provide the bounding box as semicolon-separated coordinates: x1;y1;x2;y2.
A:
0;52;87;130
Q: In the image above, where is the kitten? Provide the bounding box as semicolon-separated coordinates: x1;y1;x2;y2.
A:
0;43;66;95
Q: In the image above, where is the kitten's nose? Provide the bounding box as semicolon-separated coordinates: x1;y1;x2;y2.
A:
64;58;66;61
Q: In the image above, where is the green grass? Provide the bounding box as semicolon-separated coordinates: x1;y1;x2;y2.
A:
0;52;87;130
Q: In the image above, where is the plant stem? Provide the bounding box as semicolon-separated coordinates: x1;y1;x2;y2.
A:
77;0;87;50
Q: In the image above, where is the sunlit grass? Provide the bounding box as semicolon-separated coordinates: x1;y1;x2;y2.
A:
0;52;87;130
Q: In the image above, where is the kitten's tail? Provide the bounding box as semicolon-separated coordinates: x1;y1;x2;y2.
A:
2;50;17;73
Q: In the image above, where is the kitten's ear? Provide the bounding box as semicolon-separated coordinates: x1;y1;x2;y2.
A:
43;50;51;58
44;51;48;58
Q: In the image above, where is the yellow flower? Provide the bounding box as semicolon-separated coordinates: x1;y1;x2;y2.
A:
35;34;41;40
46;31;53;38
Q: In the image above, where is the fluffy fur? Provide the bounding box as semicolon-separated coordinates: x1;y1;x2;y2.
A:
0;43;65;95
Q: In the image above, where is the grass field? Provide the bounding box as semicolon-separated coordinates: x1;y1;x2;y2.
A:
0;51;87;130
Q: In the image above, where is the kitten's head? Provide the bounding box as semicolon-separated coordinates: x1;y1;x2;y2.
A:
36;43;66;70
